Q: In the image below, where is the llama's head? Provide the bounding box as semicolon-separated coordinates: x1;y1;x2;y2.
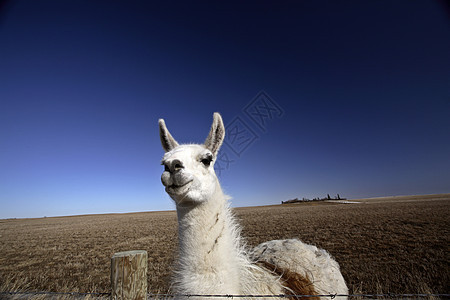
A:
159;113;225;206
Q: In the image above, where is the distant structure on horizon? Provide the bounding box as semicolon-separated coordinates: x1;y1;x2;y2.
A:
282;194;346;204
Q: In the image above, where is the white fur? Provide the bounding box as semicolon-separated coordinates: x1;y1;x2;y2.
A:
250;239;348;297
159;113;348;299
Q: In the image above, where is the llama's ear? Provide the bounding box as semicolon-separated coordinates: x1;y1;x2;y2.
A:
159;118;179;152
204;112;225;156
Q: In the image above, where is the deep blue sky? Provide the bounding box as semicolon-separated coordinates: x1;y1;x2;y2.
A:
1;1;449;218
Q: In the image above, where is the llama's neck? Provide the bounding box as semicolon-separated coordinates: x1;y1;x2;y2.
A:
174;184;243;295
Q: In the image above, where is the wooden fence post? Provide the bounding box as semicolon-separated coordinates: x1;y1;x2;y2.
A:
111;250;148;300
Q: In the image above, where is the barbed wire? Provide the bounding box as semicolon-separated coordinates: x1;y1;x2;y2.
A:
147;293;450;299
0;291;110;298
1;291;450;299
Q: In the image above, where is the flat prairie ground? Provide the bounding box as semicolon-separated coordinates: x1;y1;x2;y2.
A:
0;194;449;297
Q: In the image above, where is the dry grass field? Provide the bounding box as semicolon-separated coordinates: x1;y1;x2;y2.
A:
0;194;449;298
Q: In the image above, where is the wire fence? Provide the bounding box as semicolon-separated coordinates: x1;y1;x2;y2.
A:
1;291;450;299
144;293;450;299
0;291;110;298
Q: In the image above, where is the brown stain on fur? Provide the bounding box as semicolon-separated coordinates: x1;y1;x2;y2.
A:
207;223;224;254
209;212;220;231
258;261;319;300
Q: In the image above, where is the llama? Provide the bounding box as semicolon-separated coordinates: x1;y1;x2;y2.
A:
159;113;348;299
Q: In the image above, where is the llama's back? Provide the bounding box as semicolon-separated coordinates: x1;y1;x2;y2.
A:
249;239;348;299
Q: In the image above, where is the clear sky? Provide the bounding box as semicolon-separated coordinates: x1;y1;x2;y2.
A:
1;1;449;219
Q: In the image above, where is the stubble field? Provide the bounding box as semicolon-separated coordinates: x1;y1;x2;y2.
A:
0;194;449;298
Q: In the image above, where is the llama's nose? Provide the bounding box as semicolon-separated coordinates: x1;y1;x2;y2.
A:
165;159;184;173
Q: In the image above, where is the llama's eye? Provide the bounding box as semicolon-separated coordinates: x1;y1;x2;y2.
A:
201;157;212;167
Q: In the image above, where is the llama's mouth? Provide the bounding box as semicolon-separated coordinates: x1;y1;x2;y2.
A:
166;180;193;194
